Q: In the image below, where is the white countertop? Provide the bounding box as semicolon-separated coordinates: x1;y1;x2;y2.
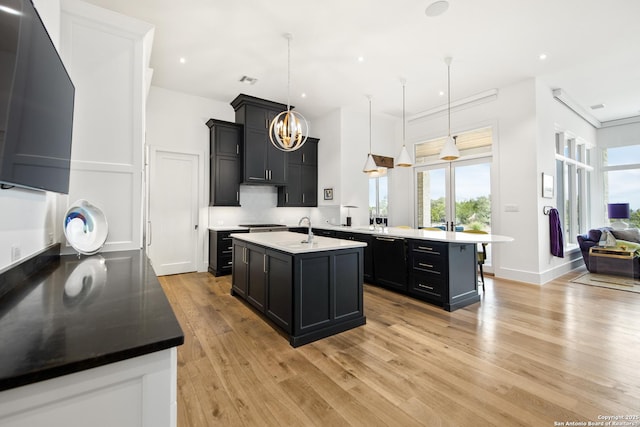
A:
311;225;514;244
230;231;367;254
209;225;250;231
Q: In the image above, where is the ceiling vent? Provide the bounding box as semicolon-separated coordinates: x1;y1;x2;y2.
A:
239;75;258;85
590;103;605;110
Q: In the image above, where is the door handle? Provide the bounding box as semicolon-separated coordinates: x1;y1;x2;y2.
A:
263;254;267;273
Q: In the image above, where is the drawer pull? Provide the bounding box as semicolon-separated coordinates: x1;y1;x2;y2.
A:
418;262;434;268
376;237;397;242
418;283;434;290
227;261;232;265
418;246;432;251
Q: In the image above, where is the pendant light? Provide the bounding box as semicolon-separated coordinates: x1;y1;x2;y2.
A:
439;57;460;161
269;33;308;152
396;79;413;167
362;96;386;176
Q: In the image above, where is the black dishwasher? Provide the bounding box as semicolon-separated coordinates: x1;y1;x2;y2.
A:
371;236;407;291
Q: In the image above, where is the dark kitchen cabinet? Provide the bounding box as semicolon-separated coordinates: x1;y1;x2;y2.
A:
231;94;289;185
334;231;374;282
209;229;248;277
231;237;365;346
206;119;242;206
232;239;248;296
407;239;479;311
372;235;408;291
278;138;318;207
247;243;267;311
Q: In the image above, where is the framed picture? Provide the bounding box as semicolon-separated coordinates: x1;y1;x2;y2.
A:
323;188;333;200
542;173;554;199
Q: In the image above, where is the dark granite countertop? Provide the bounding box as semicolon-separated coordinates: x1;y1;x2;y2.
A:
0;249;184;392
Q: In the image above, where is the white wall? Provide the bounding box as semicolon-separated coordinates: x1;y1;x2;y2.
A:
402;77;595;284
0;0;61;271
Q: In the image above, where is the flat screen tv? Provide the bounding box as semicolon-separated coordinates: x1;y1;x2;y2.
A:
0;0;75;194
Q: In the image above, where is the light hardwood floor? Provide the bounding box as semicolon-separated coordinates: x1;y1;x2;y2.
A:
159;269;640;426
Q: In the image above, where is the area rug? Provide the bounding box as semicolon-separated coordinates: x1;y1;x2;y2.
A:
571;272;640;294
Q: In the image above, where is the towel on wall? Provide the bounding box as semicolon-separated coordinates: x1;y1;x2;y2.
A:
549;208;564;258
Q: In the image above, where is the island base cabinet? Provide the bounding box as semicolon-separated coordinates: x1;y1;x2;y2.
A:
408;240;480;311
231;239;366;347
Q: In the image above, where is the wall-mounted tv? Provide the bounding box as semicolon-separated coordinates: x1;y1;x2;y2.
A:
0;0;75;194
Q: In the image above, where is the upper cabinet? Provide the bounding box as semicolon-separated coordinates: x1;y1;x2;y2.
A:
277;138;319;207
206;119;242;206
231;94;289;185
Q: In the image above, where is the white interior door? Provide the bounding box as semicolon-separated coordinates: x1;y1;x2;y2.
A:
148;148;199;276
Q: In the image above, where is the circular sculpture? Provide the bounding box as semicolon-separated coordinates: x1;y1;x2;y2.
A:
63;199;108;255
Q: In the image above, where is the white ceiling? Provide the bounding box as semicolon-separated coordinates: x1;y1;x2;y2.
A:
81;0;640;123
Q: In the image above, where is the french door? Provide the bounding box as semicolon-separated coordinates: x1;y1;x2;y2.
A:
415;158;493;262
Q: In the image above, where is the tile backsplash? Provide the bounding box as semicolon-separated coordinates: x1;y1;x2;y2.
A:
208;185;340;227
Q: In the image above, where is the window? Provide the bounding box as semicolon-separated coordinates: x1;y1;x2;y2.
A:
555;133;592;246
369;175;388;224
602;144;640;228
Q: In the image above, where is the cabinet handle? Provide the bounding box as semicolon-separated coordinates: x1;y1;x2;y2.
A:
418;246;433;251
269;170;272;180
227;261;232;265
302;153;305;163
285;193;289;203
263;254;267;273
418;262;434;268
236;144;239;155
147;221;152;246
376;237;397;242
418;283;434;291
236;191;239;202
302;193;305;203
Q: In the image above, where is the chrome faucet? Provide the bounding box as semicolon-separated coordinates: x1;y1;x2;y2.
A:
298;216;313;243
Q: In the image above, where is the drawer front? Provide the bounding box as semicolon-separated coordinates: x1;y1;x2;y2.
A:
412;251;445;275
218;255;233;272
410;272;444;300
410;241;447;257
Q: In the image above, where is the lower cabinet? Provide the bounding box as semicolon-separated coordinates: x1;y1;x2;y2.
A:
209;229;247;276
371;236;407;291
408;239;479;311
231;239;365;346
334;231;374;282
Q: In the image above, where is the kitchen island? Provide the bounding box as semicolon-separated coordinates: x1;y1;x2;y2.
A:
291;225;514;311
231;231;366;347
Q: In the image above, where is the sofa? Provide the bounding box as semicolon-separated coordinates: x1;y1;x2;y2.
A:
577;227;640;278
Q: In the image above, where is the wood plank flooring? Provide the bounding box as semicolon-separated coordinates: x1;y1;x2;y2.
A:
159;269;640;426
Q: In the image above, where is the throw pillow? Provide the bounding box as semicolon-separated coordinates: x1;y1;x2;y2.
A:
611;228;640;243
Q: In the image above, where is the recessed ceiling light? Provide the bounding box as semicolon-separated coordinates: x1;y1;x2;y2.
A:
425;1;449;17
357;56;365;63
439;90;445;96
239;75;258;85
301;93;307;98
590;103;605;110
538;53;548;60
179;57;186;64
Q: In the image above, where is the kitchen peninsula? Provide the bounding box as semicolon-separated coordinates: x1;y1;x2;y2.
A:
230;231;366;347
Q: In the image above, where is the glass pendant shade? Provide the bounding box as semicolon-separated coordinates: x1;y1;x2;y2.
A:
269;33;308;152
